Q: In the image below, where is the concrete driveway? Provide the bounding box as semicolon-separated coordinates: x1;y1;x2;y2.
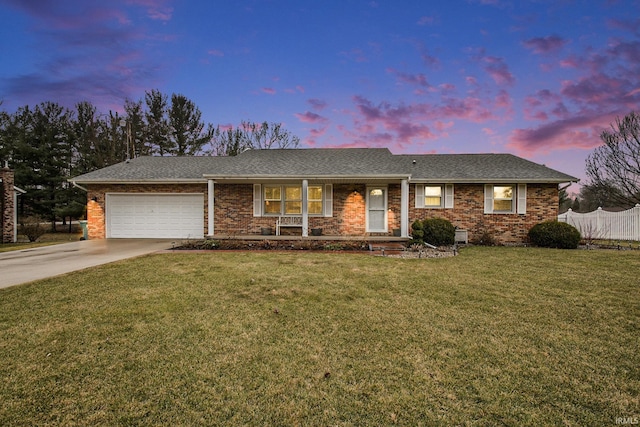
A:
0;239;175;289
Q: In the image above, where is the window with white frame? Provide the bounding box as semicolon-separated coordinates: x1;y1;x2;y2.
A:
415;184;454;209
261;185;325;216
493;185;514;212
484;184;527;214
424;185;443;207
264;186;282;214
308;186;323;214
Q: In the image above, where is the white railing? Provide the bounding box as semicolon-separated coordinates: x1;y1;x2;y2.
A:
558;204;640;241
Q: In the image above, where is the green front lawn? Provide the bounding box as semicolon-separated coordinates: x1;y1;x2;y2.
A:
0;247;638;425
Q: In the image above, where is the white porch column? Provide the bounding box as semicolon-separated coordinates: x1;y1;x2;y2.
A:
302;179;309;237
207;179;214;236
401;179;409;238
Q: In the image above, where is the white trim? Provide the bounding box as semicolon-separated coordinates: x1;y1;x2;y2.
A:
484;184;493;214
444;184;454;209
208;180;215;236
253;184;262;217
324;184;333;217
517;184;527;214
401;180;409;237
415;184;424;208
302;179;309;237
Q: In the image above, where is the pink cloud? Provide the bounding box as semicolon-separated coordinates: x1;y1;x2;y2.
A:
560;56;579;68
606;18;640;35
522;35;567;54
261;87;276;95
294;111;328;124
507;112;617;154
482;56;515;86
387;68;430;87
308;99;328;111
207;49;224;57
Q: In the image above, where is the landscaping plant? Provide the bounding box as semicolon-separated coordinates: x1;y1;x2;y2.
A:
528;221;581;249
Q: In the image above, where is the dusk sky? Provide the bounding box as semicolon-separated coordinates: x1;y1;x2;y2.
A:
1;0;639;192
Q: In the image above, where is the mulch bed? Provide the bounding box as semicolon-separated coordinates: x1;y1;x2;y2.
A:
174;239;458;258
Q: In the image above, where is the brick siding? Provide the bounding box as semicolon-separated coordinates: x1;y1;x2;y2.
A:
86;182;559;243
408;183;559;244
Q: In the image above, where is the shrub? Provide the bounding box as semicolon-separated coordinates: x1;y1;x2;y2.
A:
471;231;497;246
19;216;47;242
411;218;455;246
528;221;581;249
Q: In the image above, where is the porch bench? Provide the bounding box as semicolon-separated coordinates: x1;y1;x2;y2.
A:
276;216;303;236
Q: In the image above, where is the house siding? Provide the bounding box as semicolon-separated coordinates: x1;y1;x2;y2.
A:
85;182;558;243
409;183;559;244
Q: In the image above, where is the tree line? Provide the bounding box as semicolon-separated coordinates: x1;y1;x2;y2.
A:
0;90;299;229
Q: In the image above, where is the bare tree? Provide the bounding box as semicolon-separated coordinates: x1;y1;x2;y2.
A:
210;121;300;156
586;111;640;208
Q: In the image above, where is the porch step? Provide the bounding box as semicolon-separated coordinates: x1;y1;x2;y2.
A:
368;242;406;256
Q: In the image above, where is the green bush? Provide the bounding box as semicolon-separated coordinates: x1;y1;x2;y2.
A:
410;218;455;246
528;221;581;249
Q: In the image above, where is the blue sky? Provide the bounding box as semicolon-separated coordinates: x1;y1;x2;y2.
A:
1;0;639;191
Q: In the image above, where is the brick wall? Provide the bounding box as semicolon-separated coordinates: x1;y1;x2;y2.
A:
86;182;559;243
1;167;15;243
408;183;559;244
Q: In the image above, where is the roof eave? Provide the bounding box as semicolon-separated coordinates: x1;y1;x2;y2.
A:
204;174;411;181
68;178;208;185
409;178;579;184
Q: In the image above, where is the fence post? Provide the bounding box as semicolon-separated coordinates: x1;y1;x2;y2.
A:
596;207;603;239
635;204;640;241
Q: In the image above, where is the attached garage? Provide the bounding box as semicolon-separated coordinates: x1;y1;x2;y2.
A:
106;193;204;239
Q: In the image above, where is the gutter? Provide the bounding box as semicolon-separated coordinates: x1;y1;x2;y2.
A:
71;181;89;192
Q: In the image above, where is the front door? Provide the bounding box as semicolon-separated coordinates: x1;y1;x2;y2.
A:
366;187;387;232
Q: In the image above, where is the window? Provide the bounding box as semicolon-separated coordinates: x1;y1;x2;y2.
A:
285;186;302;214
264;186;282;214
415;184;454;209
484;184;526;214
493;185;514;212
262;185;324;216
308;186;323;214
424;186;443;207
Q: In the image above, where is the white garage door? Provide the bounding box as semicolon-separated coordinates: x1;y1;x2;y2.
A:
106;194;204;239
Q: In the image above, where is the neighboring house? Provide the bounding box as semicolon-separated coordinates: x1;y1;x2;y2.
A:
70;148;578;244
1;165;26;244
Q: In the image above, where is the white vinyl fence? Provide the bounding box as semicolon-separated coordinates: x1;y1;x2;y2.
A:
558;204;640;241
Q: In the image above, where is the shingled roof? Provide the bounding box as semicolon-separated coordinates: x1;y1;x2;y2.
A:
70;148;577;184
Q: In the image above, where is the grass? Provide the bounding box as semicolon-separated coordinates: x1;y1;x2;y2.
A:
0;231;82;252
0;247;638;426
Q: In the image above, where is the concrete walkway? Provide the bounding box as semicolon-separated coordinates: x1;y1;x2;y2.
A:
0;239;174;289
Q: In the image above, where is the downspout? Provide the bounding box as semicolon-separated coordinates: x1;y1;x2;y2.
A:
71;181;89;192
